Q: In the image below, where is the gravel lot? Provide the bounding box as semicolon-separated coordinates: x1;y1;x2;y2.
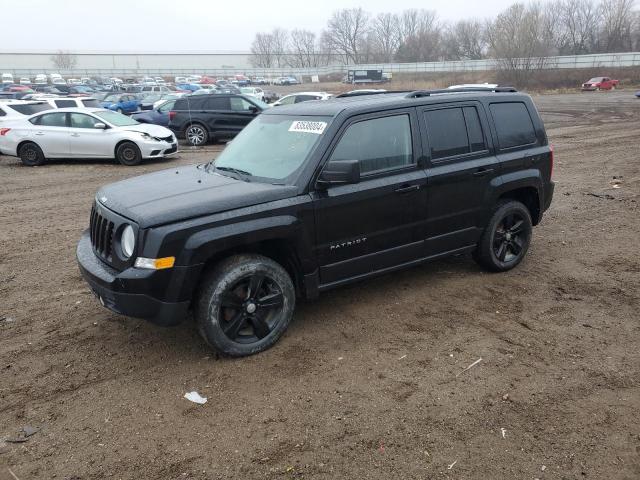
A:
0;91;639;479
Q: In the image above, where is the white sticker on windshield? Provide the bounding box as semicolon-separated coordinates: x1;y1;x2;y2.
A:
289;120;327;135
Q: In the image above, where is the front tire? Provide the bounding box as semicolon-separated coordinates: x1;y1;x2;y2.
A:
115;141;142;166
474;200;533;272
19;142;46;166
196;254;295;357
185;124;208;146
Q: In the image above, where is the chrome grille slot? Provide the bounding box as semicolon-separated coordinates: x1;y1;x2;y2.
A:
89;205;115;260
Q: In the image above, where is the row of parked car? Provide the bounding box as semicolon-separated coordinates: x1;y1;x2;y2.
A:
0;89;336;166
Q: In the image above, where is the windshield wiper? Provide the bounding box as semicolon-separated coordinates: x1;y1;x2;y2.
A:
213;166;253;181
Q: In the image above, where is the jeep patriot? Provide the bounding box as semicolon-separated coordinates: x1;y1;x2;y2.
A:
77;87;555;356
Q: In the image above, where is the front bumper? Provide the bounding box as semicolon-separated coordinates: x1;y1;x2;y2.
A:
139;137;178;159
76;230;199;326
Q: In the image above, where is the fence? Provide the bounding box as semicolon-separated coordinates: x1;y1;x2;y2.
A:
2;52;640;79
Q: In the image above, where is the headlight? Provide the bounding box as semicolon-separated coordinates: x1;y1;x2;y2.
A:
121;225;135;258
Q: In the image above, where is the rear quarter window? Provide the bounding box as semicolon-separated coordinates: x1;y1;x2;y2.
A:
490;102;537;150
55;100;77;108
8;103;50;115
81;99;100;108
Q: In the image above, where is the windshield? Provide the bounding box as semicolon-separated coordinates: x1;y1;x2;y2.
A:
102;94;120;103
93;110;139;126
210;115;331;182
588;77;603;82
240;88;253;93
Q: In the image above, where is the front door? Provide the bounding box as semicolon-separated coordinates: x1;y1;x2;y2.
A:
68;112;113;158
313;110;427;287
418;102;499;255
228;97;260;137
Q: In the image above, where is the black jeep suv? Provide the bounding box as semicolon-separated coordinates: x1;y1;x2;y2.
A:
168;94;267;146
77;87;554;357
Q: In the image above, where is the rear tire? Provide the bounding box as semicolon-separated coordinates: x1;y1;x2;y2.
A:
19;142;46;166
185;124;208;146
195;254;295;357
115;141;142;166
474;200;533;272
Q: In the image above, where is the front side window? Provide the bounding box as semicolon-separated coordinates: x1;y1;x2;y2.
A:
230;97;256;111
278;95;295;105
490;102;537;150
330;114;413;175
158;100;176;113
70;113;100;128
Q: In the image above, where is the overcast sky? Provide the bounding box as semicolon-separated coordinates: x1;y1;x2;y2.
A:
5;0;517;52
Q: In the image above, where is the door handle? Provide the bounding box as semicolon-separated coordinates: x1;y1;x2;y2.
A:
395;184;420;194
35;132;44;136
70;133;80;137
472;168;494;177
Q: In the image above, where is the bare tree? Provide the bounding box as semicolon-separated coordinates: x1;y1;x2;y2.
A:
50;50;77;71
289;29;322;67
322;8;370;64
552;0;601;54
250;33;276;68
396;9;443;62
271;28;289;68
445;20;487;60
486;3;555;84
250;29;289;68
598;0;636;51
370;13;401;62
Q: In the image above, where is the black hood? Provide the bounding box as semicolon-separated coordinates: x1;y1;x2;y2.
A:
96;165;298;228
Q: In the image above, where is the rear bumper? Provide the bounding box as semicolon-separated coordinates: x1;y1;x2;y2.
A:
76;230;200;326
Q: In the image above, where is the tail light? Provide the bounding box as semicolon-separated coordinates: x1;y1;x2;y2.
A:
549;144;554;179
168;111;176;121
0;128;11;136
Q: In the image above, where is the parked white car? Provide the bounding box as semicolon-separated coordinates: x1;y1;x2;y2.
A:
2;73;14;85
240;87;265;101
19;77;31;85
0;101;51;125
38;96;102;109
174;76;187;84
34;74;48;85
272;92;332;106
141;85;173;94
0;108;178;166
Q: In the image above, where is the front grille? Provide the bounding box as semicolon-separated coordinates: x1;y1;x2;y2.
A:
164;145;177;154
89;205;114;260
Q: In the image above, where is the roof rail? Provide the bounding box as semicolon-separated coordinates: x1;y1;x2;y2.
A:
335;90;409;98
405;86;517;98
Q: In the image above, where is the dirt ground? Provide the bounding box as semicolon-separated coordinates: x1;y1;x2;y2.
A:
0;91;639;480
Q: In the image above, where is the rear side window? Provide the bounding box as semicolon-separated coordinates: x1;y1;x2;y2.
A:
295;95;317;103
8;103;50;115
0;108;5;117
32;112;67;127
490;102;537;149
206;97;231;110
331;114;413;175
55;99;76;108
424;108;469;159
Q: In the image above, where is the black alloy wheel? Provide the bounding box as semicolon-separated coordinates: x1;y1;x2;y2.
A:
493;212;527;263
196;254;295;357
474;200;532;272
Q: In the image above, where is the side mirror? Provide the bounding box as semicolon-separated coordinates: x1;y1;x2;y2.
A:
317;159;360;187
94;123;107;129
248;105;259;113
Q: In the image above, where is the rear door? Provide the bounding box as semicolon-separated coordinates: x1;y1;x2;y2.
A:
313;110;428;286
30;112;70;157
201;96;231;137
418;102;498;255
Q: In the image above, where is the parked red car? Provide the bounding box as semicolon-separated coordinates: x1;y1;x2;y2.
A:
581;77;619;91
